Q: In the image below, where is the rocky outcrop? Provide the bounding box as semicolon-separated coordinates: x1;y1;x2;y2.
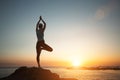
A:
0;66;77;80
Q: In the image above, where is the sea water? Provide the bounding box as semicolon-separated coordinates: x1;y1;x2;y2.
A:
0;67;120;80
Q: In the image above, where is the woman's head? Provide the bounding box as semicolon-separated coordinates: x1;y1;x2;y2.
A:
39;23;43;29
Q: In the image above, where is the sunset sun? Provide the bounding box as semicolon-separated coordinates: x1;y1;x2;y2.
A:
72;59;81;67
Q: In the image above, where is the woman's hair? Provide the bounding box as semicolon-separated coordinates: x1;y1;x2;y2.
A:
39;23;43;29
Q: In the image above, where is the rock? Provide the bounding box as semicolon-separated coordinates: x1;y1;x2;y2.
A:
0;66;77;80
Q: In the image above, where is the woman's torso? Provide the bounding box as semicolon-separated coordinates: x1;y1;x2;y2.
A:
36;29;44;41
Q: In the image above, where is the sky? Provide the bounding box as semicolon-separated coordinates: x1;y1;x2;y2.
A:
0;0;120;67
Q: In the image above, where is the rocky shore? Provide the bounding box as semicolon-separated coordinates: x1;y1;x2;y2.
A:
0;66;77;80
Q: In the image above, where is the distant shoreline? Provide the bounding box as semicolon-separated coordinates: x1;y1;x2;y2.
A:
67;66;120;70
0;66;120;70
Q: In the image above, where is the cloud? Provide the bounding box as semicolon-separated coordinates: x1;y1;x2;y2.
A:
95;0;118;20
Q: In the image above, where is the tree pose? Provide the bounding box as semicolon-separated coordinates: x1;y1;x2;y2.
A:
36;16;53;68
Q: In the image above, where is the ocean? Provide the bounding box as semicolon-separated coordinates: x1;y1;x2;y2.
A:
0;67;120;80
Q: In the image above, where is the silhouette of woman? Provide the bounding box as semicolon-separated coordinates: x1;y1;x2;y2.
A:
36;16;53;68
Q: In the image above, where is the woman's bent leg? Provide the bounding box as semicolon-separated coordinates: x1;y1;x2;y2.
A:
42;43;53;52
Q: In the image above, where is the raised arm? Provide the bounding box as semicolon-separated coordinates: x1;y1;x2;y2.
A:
36;19;40;31
41;16;46;31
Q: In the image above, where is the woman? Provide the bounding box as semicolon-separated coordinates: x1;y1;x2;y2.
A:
36;16;53;68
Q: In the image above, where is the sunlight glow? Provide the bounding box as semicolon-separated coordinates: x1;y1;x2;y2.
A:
72;59;81;67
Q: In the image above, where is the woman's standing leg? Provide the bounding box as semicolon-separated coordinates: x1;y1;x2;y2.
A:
36;42;42;68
